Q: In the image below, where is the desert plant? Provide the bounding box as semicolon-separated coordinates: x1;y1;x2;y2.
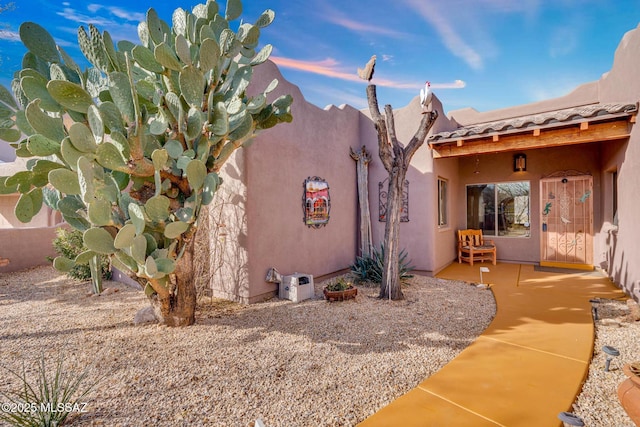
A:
325;277;353;292
350;243;413;285
0;354;100;427
52;228;111;284
0;0;292;325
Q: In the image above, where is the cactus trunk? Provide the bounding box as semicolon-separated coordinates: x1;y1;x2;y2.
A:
151;238;197;327
88;255;103;295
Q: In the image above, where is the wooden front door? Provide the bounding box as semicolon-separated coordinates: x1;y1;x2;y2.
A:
540;175;593;269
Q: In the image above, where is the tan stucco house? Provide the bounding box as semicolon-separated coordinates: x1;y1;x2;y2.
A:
2;23;640;305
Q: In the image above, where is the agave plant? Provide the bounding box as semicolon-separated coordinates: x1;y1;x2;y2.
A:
0;353;100;427
0;0;292;325
350;243;414;285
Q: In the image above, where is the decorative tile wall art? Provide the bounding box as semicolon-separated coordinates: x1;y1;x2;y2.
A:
303;177;330;228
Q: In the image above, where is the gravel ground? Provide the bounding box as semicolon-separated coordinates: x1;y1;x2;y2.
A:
573;298;640;427
0;266;495;427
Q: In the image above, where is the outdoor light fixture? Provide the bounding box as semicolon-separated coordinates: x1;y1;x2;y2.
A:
479;266;490;285
603;345;620;372
514;153;527;172
589;298;600;320
557;411;585;427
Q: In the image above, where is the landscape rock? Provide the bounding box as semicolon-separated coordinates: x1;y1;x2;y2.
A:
627;299;640;321
134;306;158;325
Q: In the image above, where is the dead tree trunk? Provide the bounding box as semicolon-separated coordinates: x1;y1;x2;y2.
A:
350;146;373;258
365;85;438;300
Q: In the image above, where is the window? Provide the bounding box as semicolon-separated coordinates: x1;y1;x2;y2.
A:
466;181;530;237
613;171;618;225
438;178;448;227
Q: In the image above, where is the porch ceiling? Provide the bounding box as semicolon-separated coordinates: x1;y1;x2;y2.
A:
429;102;638;158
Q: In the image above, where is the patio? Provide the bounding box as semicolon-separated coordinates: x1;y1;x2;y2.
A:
358;262;628;427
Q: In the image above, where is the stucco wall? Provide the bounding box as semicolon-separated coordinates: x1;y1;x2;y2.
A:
0;194;62;228
432;156;459;273
210;61;361;303
207;149;251;302
0;142;16;163
0;225;61;273
597;23;640;301
210;61;456;302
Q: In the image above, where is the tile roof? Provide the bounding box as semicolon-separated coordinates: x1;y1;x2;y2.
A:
429;102;638;144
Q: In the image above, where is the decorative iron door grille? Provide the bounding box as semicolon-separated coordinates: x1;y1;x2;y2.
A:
540;173;593;267
379;178;409;222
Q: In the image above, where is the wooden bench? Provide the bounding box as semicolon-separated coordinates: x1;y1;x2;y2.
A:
458;229;496;266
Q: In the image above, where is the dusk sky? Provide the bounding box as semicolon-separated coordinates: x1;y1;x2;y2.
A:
1;1;640;114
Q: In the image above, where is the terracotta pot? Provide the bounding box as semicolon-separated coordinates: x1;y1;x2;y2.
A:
323;286;357;301
618;363;640;426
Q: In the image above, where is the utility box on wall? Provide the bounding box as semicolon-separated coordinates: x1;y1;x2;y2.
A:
279;273;314;303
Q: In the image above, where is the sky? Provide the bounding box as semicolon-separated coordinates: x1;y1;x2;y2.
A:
1;1;640;114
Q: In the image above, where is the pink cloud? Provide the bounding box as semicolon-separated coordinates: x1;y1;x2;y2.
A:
271;56;465;91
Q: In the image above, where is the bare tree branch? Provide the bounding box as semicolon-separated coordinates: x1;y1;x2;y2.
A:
384;104;399;148
405;111;438;166
367;85;393;173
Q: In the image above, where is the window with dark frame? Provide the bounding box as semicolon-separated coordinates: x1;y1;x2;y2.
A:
438;178;448;227
466;181;530;237
613;170;618;225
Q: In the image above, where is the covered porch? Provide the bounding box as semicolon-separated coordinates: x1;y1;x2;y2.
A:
430;102;637;270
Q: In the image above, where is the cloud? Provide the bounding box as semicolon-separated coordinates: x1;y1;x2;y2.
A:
271;56;364;83
87;4;146;23
0;29;20;42
322;8;410;39
271;56;465;92
432;80;466;89
57;7;122;27
402;0;484;70
56;5;142;43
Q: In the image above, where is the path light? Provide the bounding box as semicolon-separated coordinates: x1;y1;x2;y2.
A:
558;412;584;427
589;298;600;320
479;267;490;286
603;345;620;372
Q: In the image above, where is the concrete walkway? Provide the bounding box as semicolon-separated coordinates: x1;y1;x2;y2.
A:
358;262;627;427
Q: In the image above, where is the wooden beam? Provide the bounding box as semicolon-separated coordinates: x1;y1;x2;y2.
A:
631;114;637;124
431;119;632;158
492;134;499;142
533;128;541;136
580;121;589;130
456;139;463;147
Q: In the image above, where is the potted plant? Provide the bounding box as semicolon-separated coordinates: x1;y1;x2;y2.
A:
618;361;640;424
323;277;357;301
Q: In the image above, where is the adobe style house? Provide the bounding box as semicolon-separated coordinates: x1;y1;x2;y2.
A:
208;23;640;304
2;24;640;305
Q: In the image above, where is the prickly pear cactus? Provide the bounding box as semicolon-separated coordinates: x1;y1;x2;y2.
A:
0;0;292;299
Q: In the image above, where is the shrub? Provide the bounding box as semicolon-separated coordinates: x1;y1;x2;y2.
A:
52;228;111;281
350;243;414;285
0;353;100;427
325;277;354;291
